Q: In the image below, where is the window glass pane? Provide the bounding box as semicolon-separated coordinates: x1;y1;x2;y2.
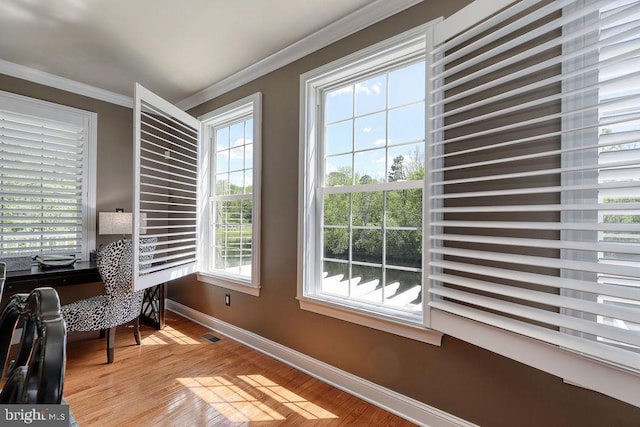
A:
216;127;229;150
388;103;425;145
214;200;252;276
229;171;244;195
216;149;229;173
386;229;422;268
215;173;229;195
325;86;353;123
352;264;383;302
352;228;382;263
229;122;244;146
384;269;422;310
388;62;425;108
355;74;386;116
229;146;244;171
325;154;353;185
323;193;350;226
243;170;253;194
322;260;349;295
326;121;353;156
323;228;349;260
244;143;253;170
352;191;383;226
354;149;386;183
387;145;424;181
354;112;386;151
386;189;422;227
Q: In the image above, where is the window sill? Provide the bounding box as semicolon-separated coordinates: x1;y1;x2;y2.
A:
431;310;640;408
197;272;260;296
298;296;442;345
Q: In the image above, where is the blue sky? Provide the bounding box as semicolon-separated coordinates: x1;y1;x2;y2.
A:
323;61;425;183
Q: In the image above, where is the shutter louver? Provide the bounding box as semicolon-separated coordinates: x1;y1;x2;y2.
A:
428;0;640;372
0;107;87;257
133;84;200;290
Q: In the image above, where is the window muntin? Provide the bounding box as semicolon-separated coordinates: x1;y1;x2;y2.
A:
301;29;429;326
0;91;96;260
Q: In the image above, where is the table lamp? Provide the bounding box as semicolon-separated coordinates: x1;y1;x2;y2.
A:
99;211;132;238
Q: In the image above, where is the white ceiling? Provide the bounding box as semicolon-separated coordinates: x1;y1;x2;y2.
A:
0;0;395;105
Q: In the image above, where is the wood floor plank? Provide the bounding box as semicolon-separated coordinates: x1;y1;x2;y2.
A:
63;312;416;426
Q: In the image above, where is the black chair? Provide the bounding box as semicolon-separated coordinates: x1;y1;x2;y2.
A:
0;287;66;404
0;262;5;304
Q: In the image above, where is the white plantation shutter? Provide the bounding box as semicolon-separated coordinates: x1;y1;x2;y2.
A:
133;84;201;290
0;91;95;259
427;0;640;375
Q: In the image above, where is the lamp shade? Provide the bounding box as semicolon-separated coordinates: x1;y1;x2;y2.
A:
99;212;132;235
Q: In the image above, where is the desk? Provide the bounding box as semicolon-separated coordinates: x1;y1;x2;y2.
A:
5;261;100;294
4;262;164;329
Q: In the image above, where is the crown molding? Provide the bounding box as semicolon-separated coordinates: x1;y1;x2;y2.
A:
177;0;423;111
0;58;133;108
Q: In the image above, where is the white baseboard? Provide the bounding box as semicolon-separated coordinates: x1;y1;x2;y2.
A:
166;299;476;427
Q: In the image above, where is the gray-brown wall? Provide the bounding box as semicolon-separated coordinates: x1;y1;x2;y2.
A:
169;2;640;426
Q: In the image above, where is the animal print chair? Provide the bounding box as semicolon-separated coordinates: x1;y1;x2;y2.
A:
61;237;157;364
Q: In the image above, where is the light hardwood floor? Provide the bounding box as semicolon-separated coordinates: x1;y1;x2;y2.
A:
63;312;415;426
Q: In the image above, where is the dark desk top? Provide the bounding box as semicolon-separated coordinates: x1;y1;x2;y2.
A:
6;261;97;280
5;261;101;292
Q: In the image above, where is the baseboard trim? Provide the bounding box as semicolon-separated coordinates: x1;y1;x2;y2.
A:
166;299;476;427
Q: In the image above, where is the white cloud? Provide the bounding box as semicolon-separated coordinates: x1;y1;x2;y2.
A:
355;82;382;96
328;86;353;97
374;138;388;146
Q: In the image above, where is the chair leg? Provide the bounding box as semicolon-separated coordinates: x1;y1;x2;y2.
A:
106;327;115;364
99;329;106;338
133;317;141;345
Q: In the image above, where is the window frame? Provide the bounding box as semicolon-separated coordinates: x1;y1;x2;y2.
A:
197;93;262;296
0;90;97;261
298;23;442;345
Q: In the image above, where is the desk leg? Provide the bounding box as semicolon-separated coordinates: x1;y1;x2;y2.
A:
141;283;165;329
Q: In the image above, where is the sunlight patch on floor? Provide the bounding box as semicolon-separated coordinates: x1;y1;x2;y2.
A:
238;374;338;420
177;376;285;422
141;325;201;346
177;374;338;422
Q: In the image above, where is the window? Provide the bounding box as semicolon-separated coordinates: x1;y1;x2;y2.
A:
0;90;96;260
299;24;442;344
426;0;640;407
198;93;262;295
132;86;259;293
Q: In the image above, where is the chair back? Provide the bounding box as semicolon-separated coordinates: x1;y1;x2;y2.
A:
97;238;158;298
0;287;66;404
97;239;133;298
